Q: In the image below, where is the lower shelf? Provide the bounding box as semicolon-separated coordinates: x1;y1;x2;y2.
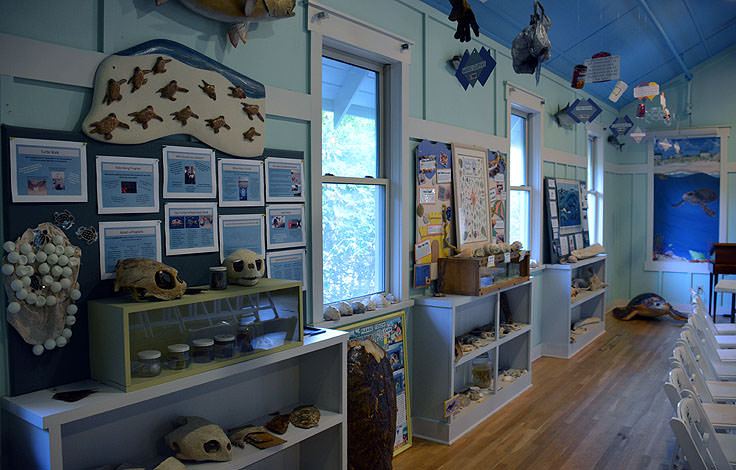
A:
412;371;532;445
542;321;605;359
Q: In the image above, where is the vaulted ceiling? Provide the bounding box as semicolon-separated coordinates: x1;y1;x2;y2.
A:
416;0;736;107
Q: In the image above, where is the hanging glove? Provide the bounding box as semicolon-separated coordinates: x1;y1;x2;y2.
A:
448;0;480;43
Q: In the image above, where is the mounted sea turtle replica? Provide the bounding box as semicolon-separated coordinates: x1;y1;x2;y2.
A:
612;293;688;321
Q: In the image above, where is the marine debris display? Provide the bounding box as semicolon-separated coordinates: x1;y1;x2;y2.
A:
82;40;266;157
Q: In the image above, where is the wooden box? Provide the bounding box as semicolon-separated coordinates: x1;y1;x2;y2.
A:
88;279;303;392
438;251;530;296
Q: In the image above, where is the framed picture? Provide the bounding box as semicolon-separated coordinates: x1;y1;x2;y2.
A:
556;179;584;235
544;177;590;263
265;204;305;249
451;143;491;252
162;145;216;199
265;157;305;202
218;158;264;207
218;214;265;262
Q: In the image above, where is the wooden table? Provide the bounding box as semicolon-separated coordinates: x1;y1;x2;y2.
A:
709;243;736;321
715;279;736;324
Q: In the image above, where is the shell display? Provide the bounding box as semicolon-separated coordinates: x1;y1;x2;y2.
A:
114;258;187;301
290;405;320;429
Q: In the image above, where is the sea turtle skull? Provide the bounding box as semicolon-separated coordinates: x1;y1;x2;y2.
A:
114;258;186;301
164;416;232;462
223;249;264;286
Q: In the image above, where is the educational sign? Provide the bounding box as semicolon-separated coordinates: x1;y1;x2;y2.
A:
218;158;264;207
630;126;646;144
634;82;659;100
218;214;265;261
583;53;620;82
488;150;507;243
266;204;305;249
609;116;634;137
164;202;218;255
265;157;304;202
9;137;87;203
266;249;306;290
98;221;161;279
455;47;496;90
339;311;412;456
96;155;159;214
162;145;216;199
565;98;603;123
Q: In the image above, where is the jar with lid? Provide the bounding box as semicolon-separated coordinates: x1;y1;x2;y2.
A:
166;343;191;370
214;334;236;359
471;354;493;389
134;349;162;377
209;266;228;290
237;316;254;353
191;338;214;363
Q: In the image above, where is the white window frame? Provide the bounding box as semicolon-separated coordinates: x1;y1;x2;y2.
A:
509;109;532;249
308;1;413;317
585;131;604;246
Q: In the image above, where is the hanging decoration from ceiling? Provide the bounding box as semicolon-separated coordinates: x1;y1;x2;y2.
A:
583;52;620;83
570;64;587;89
448;0;480;43
565;98;602;124
454;47;496;90
155;0;296;47
609;116;634;137
82;40;265;158
511;1;552;84
630;126;646;144
608;80;628;102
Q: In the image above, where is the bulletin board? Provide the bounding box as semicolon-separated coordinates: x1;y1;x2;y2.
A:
1;124;304;395
543;177;589;264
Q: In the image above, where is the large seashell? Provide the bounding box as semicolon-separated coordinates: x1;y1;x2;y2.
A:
337;301;353;316
323;305;340;321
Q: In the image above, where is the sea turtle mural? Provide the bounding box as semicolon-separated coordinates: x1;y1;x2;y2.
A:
612;293;688;321
672;188;718;217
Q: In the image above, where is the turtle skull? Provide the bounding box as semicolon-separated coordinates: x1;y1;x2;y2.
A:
165;416;232;462
223;249;264;286
114;258;187;301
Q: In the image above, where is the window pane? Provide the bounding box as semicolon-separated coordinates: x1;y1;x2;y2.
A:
509;114;527;186
509;190;530;249
587;137;594;190
321;56;379;178
322;183;385;304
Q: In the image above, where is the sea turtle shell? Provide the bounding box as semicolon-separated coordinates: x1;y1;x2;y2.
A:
612;293;687;321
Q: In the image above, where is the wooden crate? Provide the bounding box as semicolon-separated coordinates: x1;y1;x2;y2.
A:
438;251;530;296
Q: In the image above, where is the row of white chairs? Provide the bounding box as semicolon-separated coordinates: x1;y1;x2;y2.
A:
665;290;736;469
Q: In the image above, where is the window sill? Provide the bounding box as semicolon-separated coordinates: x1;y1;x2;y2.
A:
311;299;414;329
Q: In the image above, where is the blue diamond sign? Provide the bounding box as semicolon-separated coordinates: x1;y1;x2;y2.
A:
456;47;496;91
609;115;634;136
565;98;603;123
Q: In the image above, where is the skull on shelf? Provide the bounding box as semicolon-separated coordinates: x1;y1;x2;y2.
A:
114;258;186;301
164;416;232;462
223;249;264;286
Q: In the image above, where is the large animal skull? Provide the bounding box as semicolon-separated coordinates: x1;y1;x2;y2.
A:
165;416;232;462
223;249;264;286
114;258;187;301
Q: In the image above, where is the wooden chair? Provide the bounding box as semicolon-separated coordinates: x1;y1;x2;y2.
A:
686;320;736;363
665;366;736;431
689;311;736;350
691;288;736;335
670;394;736;470
671;346;736;402
675;335;736;382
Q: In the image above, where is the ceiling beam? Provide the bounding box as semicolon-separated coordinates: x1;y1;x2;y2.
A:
681;0;712;57
637;0;693;80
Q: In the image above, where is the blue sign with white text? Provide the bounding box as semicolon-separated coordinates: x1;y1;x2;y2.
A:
566;98;603;123
456;47;496;90
609;115;634;136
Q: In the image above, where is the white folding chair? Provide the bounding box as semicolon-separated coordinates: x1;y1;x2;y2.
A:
665;366;736;431
686;320;736;363
690;313;736;350
678;330;736;381
671;394;736;470
691;288;736;335
671;351;736;404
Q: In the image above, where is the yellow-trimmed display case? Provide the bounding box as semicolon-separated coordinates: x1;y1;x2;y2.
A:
88;279;303;392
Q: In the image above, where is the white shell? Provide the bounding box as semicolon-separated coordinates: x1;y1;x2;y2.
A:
68;257;79;267
55;245;65;256
64;246;75;257
70;289;81;301
47;253;59;265
10;279;23;291
26;293;37;304
2;264;14;275
60;278;72;289
62;328;72;339
50;282;62;293
44;338;57;350
21;276;31;287
56;336;68;347
26;252;36;264
51;265;63;278
16;288;28;300
42;275;54;285
3;241;16;252
66;304;78;315
65;315;76;326
7;302;21;314
43;243;56;254
23;265;34;276
57;255;69;266
6;252;19;264
32;344;44;356
35;251;47;263
18;254;27;265
14;265;25;276
38;263;50;274
53;235;64;245
35;295;47;307
45;295;57;306
19;243;32;254
62;266;73;278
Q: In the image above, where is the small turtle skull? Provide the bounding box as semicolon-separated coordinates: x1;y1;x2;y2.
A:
223;249;264;286
165;416;232;462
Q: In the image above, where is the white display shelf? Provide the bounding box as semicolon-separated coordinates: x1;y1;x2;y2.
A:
544;254;606;271
454;340;498;367
497;324;532;346
570;287;607;309
311;299;414;329
569;321;605;357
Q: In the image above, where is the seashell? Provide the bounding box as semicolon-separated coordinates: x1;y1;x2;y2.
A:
21;276;31;287
45;295;57;307
57;255;69;266
370;293;389;308
35;296;46;307
2;264;14;275
68;257;79;267
62;266;73;278
19;243;32;254
26;293;37;304
10;279;23;291
14;265;25;276
64;246;75;257
32;344;44;356
24;265;34;276
385;293;399;304
350;301;366;314
3;241;16;252
365;298;376;311
27;253;36;264
323;305;340;321
337;301;353;316
18;255;27;265
50;282;62;293
6;252;19;264
42;275;54;285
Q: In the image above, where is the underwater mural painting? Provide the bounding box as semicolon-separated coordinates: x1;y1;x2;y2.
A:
650;136;720;271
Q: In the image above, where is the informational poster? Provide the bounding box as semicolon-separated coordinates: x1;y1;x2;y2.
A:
266;204;305;249
265;157;304;202
9;137;87;203
266;249;306;290
96;155;159;214
218;158;264;207
164;202;218;255
98;221;161;280
487;150;507;243
339;311;412;456
218;214;265;261
162;145;216;199
543;177;590;263
452;143;491;250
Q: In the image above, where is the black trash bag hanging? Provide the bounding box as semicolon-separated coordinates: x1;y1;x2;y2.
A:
511;1;552;83
448;0;480;43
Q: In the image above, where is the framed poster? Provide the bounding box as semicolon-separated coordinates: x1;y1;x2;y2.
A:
266;249;306;290
556;179;584;235
646;129;728;273
164;202;218;255
451;143;491;252
218;158;264;207
162;145;216;199
98;221;161;280
265;157;304;202
9;137;88;203
218;214;265;261
266;204;305;249
96;155;159;214
543;177;590;264
487;150;507;243
338;311;412;456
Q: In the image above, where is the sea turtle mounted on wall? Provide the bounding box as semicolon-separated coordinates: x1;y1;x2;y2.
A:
612;293;687;321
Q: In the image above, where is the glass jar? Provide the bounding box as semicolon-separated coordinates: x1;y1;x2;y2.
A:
214;334;236;359
135;350;162;377
166;343;191;370
237;317;254;353
471;354;492;389
209;266;228;290
191;338;214;363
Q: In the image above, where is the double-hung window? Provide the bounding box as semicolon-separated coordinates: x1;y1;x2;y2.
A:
321;53;388;305
509;111;531;249
586;135;604;245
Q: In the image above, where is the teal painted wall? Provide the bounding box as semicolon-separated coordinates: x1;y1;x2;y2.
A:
605;45;736;306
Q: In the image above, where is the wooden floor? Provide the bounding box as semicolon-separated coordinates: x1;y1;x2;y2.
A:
394;311;685;470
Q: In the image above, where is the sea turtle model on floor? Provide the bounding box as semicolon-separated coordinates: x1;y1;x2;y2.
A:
612;293;687;321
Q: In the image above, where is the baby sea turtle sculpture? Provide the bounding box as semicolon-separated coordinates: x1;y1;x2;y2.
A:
89;113;130;140
171;106;199;125
103;78;127;105
128;66;151;92
672;188;718;217
243;127;261;141
228;86;248;98
241;103;264;121
157;80;189;101
199;80;217;100
129;105;164;129
612;293;688;321
75;225;98;245
205;116;231;133
152;56;172;74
